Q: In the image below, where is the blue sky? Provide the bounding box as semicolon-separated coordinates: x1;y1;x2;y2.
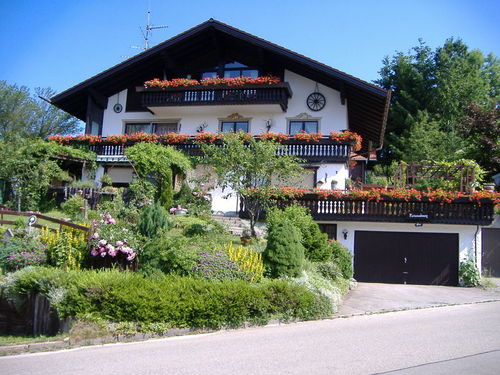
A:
1;0;499;94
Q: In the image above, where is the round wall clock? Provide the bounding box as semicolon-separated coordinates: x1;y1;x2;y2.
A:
307;92;326;111
113;103;123;113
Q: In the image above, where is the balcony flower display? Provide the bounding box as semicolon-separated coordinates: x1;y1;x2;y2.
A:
144;75;281;89
195;131;219;143
106;134;128;144
127;131;159;143
247;186;500;205
329;131;362;151
259;132;289;142
160;132;190;144
294;131;322;143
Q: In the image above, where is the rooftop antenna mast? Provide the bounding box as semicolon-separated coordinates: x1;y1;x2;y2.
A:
132;8;168;51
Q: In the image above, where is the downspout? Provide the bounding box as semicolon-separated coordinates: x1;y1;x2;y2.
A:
474;224;480;267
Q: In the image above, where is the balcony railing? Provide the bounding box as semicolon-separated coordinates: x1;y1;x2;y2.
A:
90;137;352;163
136;83;293;111
240;194;495;226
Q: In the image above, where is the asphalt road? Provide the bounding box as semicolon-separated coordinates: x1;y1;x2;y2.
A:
1;301;499;375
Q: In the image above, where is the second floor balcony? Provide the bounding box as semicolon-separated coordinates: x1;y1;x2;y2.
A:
136;82;293;112
88;136;353;163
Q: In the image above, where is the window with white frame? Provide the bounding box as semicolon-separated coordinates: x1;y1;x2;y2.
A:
125;122;178;135
220;121;249;133
288;120;318;135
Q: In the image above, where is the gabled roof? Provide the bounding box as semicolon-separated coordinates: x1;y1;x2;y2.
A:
50;19;390;149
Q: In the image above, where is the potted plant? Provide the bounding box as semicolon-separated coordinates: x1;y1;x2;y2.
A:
241;229;252;245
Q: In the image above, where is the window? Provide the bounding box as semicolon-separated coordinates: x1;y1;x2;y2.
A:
220;121;249;133
125;122;178;135
289;120;318;135
201;62;258;80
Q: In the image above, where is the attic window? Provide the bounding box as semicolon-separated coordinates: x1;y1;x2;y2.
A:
201;61;258;79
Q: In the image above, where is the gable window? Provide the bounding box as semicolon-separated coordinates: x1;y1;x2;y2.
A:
220;121;249;133
289;120;318;135
202;62;258;80
125;122;178;135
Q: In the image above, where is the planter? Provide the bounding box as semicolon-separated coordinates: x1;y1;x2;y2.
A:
174;209;188;215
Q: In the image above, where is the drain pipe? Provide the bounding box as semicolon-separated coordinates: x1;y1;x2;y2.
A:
474;224;480;266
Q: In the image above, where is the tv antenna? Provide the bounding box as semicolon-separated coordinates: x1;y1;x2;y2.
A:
131;8;168;51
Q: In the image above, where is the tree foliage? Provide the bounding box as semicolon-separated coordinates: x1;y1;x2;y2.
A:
0;139;96;210
376;38;499;173
0;81;81;141
200;133;302;235
458;104;499;179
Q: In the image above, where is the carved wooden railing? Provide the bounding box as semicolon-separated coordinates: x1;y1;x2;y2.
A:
137;83;293;111
240;194;495;225
90;137;352;162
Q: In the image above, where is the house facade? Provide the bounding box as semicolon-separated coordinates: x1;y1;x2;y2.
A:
50;19;496;286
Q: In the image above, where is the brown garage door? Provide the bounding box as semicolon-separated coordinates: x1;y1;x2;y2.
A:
354;231;459;286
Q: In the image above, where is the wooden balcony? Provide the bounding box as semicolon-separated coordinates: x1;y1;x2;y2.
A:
90;137;352;163
136;83;293;111
240;194;496;226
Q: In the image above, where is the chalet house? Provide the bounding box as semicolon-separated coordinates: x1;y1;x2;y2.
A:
49;19;496;286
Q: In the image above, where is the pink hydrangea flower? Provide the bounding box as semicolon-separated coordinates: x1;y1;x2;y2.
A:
90;249;98;257
100;252;107;257
98;239;107;247
126;252;136;261
108;218;116;225
108;249;117;257
120;246;130;254
115;241;124;247
98;247;106;253
105;244;115;252
92;232;99;239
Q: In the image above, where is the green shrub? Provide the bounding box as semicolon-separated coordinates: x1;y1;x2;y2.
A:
316;261;343;282
267;205;331;262
191;251;244;280
329;241;353;279
137;202;171;238
459;259;480;287
264;219;304;278
139;236;198;276
61;195;86;220
183;223;206;237
1;267;333;329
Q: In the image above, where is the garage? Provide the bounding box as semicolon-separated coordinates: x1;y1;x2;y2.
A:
354;231;459;286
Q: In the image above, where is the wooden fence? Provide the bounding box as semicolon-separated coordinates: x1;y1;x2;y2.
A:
0;209;91;236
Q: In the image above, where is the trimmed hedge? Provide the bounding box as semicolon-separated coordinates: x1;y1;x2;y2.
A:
1;267;333;329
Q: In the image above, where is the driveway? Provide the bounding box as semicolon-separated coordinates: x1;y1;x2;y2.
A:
336;279;500;316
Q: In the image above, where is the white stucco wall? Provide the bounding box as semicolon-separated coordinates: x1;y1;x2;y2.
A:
320;221;482;269
101;70;348;136
316;164;349;190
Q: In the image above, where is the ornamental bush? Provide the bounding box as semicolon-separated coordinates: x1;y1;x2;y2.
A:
267;205;331;262
329;240;353;279
137;202;171;238
264;219;304;278
2;267;333;329
39;227;87;270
